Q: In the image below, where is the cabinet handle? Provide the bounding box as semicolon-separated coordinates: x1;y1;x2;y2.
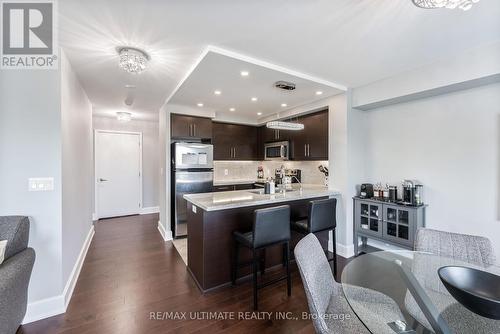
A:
307;144;310;157
234;147;236;158
193;124;196;137
304;144;307;157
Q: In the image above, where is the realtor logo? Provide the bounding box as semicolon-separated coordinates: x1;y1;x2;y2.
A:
1;0;58;69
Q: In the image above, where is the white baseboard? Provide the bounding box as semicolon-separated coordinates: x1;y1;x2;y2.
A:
140;206;159;215
329;239;355;258
62;225;95;308
22;295;65;324
157;221;173;241
23;225;95;324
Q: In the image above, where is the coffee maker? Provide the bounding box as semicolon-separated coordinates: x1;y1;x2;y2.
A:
402;180;424;206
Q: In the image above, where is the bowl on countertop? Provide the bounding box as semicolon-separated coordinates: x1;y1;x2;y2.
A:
438;266;500;320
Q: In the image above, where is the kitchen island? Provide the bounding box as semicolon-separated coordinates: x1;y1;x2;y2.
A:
183;185;340;292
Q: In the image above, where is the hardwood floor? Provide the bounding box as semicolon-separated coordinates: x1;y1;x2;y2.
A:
18;214;348;334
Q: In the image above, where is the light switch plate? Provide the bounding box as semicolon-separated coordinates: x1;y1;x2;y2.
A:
192;205;197;213
224;169;229;176
29;177;54;192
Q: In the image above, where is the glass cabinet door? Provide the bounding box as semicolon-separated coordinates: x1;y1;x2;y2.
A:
398;210;409;225
369;205;380;218
386;208;397;222
369;218;380;233
361;203;369;216
386;222;397;237
360;216;369;230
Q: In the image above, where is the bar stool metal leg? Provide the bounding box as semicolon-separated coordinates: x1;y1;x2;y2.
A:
253;249;259;310
231;240;239;286
260;249;266;276
285;241;291;296
332;228;337;279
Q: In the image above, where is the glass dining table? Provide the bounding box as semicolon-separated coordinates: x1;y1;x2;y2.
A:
341;250;500;334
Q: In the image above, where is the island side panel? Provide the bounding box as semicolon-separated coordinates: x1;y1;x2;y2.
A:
187;201;205;290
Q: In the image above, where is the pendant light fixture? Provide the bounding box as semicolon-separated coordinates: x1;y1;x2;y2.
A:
266;121;304;131
412;0;480;11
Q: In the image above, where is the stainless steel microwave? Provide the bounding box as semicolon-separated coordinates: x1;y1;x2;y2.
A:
264;141;290;161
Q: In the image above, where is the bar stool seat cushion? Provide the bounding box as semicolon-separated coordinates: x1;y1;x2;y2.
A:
290;219;309;233
233;231;253;248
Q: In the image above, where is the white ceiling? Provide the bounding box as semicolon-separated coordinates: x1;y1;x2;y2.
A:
58;0;500;120
169;50;344;122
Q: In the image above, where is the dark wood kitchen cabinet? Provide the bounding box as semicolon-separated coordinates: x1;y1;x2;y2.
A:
171;114;212;139
292;110;328;160
261;126;291;143
212;122;259;160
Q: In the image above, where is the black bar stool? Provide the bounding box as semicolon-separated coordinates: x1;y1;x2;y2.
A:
291;198;338;277
231;205;291;310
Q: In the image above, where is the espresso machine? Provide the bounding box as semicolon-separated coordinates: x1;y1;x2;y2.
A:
402;180;424;206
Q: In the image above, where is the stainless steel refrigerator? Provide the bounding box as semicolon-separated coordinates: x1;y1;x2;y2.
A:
171;142;213;238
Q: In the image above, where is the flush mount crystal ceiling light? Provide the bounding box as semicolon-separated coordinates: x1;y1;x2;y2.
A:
266;121;304;131
118;47;149;74
116;111;132;122
412;0;480;11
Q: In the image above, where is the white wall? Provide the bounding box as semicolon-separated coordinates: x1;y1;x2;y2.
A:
61;52;94;285
353;42;500;110
0;68;63;304
362;83;500;259
0;50;96;323
92;116;159;209
158;107;172;240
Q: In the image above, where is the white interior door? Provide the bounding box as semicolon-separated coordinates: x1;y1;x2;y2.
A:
95;131;142;219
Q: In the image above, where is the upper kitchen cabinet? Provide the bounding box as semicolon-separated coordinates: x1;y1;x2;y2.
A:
261;126;290;143
213;122;259;160
171;114;212;140
292;110;329;160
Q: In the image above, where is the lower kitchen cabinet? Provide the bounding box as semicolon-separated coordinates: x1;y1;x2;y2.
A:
213;183;254;192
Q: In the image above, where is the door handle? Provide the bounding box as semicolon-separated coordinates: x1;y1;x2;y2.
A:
99;178;108;182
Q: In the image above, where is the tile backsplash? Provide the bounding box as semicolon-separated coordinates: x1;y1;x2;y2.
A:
214;160;329;185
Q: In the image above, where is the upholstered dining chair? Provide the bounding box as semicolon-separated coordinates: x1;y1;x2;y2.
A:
405;228;498;333
414;228;496;267
295;233;404;334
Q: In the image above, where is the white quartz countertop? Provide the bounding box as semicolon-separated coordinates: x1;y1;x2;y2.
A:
213;179;260;186
184;184;341;211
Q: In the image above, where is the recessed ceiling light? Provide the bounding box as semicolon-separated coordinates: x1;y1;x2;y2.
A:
316;91;323;95
197;103;204;107
229;108;235;112
281;103;287;107
251;97;258;102
214;90;221;95
241;71;249;77
257;112;262;116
